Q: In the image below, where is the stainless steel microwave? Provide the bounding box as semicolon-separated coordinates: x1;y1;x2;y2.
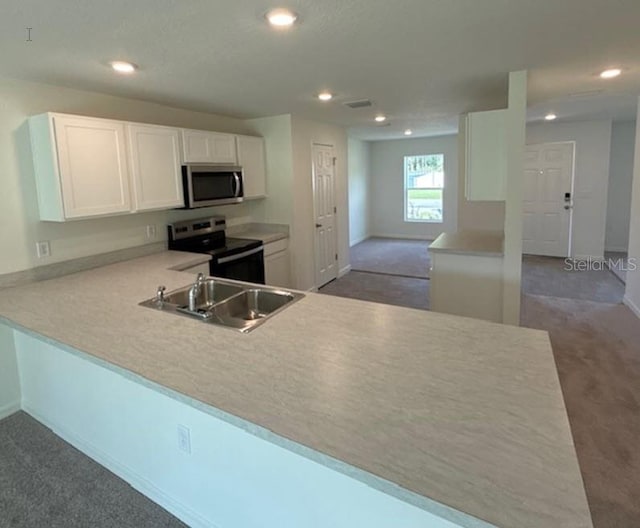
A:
181;164;244;208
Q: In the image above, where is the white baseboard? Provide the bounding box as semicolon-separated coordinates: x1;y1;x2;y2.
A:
22;403;217;528
370;232;436;242
338;265;352;278
0;400;20;421
605;246;628;254
349;235;370;247
623;296;640;319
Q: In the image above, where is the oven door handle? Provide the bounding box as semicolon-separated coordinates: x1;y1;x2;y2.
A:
217;246;263;264
233;172;241;198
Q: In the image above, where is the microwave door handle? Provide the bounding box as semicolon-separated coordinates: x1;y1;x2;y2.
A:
233;172;241;197
217;246;263;264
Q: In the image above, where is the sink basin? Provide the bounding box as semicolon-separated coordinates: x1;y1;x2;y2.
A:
140;278;304;333
164;279;244;311
212;289;297;321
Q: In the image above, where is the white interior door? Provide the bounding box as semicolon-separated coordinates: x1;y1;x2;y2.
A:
312;143;338;287
523;142;575;257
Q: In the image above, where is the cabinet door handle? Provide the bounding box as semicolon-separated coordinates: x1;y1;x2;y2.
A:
315;223;322;228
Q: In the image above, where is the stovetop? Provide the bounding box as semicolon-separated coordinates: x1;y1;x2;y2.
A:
204;237;262;257
167;217;262;262
168;234;262;261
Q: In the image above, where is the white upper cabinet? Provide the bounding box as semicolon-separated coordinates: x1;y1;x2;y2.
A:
236;135;267;199
181;129;237;164
28;112;265;222
464;109;508;201
127;123;184;211
30;113;132;221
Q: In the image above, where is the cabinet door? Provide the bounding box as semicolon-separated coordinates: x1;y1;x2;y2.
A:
209;132;238;164
237;135;267;199
53;115;131;218
182;129;237;164
128;124;184;211
465;109;507;201
265;250;291;288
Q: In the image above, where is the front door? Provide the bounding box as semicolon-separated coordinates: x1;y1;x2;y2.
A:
523;142;575;257
312;143;338;287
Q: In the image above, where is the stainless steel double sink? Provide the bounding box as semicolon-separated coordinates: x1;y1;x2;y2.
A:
140;277;304;333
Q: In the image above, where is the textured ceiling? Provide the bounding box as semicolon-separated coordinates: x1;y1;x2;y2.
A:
2;0;639;140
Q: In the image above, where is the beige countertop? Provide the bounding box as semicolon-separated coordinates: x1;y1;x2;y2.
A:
227;222;289;244
430;230;504;257
0;251;592;528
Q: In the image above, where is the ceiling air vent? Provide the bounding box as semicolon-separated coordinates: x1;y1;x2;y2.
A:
344;99;373;109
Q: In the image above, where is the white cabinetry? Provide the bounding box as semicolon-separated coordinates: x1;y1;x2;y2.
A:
30;113;132;221
264;238;291;288
29;112;266;222
465;109;508;201
181;129;237;164
236;135;267;199
127;124;184;211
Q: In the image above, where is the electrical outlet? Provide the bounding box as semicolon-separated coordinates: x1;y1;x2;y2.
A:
145;225;157;241
36;241;51;258
177;425;191;454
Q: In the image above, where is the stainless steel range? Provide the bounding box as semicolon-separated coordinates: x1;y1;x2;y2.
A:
168;216;265;284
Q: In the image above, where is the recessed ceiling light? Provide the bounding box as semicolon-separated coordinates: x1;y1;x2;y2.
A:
600;68;622;79
317;92;333;101
110;61;137;74
544;113;557;121
375;115;387;122
404;129;413;136
266;8;298;27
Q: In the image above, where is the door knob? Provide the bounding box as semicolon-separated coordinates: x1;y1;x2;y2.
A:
316;223;322;228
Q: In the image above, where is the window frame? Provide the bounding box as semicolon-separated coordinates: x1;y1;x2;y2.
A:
403;153;445;224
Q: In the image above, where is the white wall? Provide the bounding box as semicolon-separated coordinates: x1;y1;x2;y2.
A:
625;105;640;317
0;324;20;419
244;115;294;225
369;135;458;240
0;77;257;276
606;121;637;252
290;116;349;290
526;119;613;260
348;138;371;246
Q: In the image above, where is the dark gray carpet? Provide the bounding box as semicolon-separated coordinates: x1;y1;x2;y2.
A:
522;255;625;304
350;238;431;279
0;412;186;528
319;271;429;310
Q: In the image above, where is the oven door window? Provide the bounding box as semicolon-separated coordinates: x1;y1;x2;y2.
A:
212;249;265;285
192;172;237;202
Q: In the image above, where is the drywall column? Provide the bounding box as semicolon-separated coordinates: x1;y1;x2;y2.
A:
0;324;21;419
348;138;371;246
502;71;527;326
624;101;640;317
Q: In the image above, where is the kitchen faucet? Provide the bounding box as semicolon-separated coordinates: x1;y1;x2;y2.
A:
188;273;206;311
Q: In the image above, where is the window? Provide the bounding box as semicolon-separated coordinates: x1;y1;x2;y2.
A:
404;154;444;222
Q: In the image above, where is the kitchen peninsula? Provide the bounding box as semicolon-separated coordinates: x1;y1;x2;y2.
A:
430;230;506;323
0;251;592;528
